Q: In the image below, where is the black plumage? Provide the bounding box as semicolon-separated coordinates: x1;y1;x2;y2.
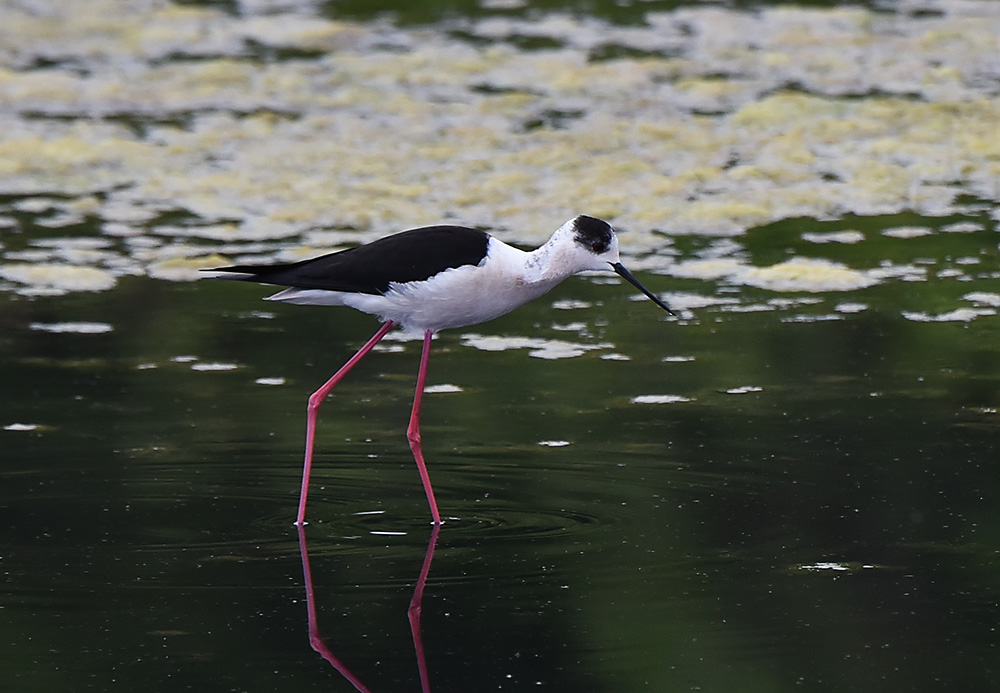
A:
213;225;490;295
571;215;613;254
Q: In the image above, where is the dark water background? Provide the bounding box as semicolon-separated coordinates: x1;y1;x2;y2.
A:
5;248;999;690
2;0;1000;691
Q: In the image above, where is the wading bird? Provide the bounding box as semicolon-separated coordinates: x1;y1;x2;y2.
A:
212;215;672;525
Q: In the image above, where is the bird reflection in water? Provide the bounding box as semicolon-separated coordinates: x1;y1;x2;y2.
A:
297;519;440;691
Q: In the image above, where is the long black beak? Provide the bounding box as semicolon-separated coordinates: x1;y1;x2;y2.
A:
612;262;675;316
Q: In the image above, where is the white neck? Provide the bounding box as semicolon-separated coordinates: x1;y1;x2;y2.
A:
522;230;577;284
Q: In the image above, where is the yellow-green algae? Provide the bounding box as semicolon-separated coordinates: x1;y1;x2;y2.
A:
0;263;117;293
0;0;997;298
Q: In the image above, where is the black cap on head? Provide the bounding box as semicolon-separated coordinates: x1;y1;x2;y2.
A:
572;215;614;254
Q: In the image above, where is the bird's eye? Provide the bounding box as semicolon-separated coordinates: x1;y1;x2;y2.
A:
592;241;603;252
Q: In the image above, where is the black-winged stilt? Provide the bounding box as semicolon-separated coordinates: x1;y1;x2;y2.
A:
212;215;673;525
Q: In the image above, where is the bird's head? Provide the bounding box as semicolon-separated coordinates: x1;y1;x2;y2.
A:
565;215;621;270
557;215;674;315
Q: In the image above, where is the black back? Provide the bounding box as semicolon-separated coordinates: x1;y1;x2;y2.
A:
212;225;490;295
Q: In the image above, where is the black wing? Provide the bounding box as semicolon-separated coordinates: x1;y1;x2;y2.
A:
211;225;490;295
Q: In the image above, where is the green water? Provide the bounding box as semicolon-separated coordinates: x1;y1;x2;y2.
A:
4;261;999;690
2;0;1000;690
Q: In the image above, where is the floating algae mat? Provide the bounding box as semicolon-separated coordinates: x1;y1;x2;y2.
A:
0;0;997;320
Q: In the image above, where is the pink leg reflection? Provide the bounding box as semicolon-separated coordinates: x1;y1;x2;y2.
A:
408;523;440;693
297;523;440;693
297;524;373;693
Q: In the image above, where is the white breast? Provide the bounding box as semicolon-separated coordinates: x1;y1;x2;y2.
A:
342;238;560;333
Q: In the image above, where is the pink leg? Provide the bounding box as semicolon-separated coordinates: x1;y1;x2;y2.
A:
407;330;442;525
296;321;395;526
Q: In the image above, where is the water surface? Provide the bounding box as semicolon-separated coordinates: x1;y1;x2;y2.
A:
2;0;999;691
